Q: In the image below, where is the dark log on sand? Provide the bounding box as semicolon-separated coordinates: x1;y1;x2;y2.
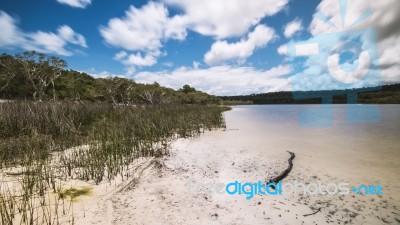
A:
267;151;295;187
303;208;321;217
266;151;321;218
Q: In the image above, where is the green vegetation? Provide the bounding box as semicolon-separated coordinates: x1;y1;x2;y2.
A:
58;187;92;201
0;102;228;224
0;103;227;169
222;100;253;105
0;51;228;224
0;51;220;105
221;83;400;104
2;51;399;105
1;50;395;224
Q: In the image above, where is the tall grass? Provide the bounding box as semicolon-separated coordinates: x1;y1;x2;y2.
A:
0;102;228;224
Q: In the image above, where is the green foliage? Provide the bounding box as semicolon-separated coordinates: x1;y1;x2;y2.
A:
58;187;92;200
221;84;400;104
0;102;227;170
0;102;228;225
0;53;32;99
180;84;196;94
14;51;67;101
0;52;220;104
0;51;226;224
222;100;253;105
53;70;98;101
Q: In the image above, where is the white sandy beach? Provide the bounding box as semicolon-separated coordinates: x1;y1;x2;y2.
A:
65;105;400;225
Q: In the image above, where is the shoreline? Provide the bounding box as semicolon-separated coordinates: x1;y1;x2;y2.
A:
71;106;400;224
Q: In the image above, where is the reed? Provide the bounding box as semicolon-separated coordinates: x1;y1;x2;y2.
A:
0;102;228;224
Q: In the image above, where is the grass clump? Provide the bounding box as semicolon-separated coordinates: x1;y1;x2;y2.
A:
0;101;228;224
58;187;92;201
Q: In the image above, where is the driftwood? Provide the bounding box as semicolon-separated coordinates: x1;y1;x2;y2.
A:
267;151;295;187
303;208;321;217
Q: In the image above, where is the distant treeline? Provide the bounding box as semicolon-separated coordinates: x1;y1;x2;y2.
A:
221;83;400;104
0;51;220;104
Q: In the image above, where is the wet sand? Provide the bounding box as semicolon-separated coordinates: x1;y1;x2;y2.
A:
72;105;400;224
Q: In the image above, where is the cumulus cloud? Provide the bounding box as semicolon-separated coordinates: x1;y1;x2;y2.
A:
377;34;400;82
89;70;126;78
192;61;200;69
57;25;87;47
100;2;187;73
204;25;276;66
100;2;187;52
327;50;371;83
164;0;288;39
0;11;25;47
284;19;303;38
134;65;291;96
113;50;163;76
309;0;400;40
0;11;87;56
100;1;289;73
277;44;288;55
56;0;92;9
114;51;158;67
303;0;400;85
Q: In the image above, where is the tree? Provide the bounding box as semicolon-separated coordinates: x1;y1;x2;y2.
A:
139;84;166;104
53;70;97;102
1;51;225;104
180;84;196;94
97;77;136;105
0;54;19;93
15;51;67;101
139;89;166;104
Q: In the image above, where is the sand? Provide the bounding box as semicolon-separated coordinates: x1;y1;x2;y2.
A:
68;105;400;225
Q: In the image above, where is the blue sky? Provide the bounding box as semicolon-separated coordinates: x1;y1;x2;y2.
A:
0;0;399;95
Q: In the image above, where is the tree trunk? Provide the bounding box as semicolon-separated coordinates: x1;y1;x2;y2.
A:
52;81;56;101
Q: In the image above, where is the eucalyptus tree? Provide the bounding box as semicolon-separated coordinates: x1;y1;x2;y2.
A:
0;54;19;93
15;51;67;101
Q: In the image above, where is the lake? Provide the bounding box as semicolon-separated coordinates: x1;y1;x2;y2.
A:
224;104;400;200
72;104;400;224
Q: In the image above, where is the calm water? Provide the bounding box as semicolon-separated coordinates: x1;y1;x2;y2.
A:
223;104;400;198
225;104;400;149
228;104;400;132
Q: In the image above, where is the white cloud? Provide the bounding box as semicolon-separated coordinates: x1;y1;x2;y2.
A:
57;25;87;47
0;11;87;56
113;50;163;76
89;70;126;78
164;0;288;39
308;0;400;83
277;44;288;55
0;11;25;47
309;0;400;39
100;2;187;72
134;65;291;95
29;32;72;56
56;0;92;9
327;50;370;83
192;61;200;69
123;53;157;67
377;34;400;82
284;19;303;38
204;25;276;66
100;2;186;51
162;62;174;67
114;51;128;61
100;1;289;72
